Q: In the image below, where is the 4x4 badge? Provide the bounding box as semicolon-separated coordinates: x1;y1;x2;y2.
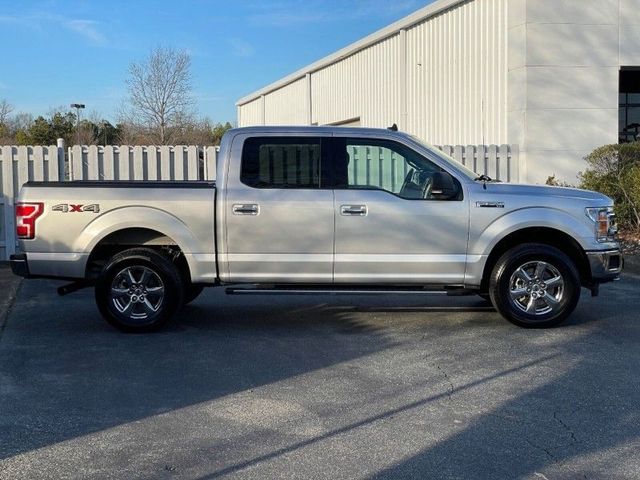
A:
52;204;100;213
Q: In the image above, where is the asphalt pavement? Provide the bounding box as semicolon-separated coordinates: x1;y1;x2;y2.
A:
0;265;639;479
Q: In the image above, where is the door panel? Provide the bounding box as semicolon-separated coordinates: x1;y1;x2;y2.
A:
332;138;469;284
334;190;468;283
225;135;334;283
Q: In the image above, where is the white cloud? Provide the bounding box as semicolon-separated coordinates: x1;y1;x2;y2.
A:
0;15;18;23
196;94;225;103
228;38;255;58
64;19;107;46
0;11;108;46
248;11;326;27
246;0;424;27
350;0;423;18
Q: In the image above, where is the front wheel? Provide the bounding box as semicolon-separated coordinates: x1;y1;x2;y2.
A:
95;248;184;333
489;244;581;328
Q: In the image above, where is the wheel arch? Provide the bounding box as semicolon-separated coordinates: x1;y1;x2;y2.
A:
85;227;191;283
76;206;201;281
479;227;590;293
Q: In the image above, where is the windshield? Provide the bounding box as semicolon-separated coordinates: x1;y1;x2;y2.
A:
407;134;481;180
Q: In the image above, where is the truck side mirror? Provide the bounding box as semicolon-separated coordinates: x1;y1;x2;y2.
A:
430;171;458;199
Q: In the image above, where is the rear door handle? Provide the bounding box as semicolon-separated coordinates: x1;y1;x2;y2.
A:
232;204;259;215
340;204;367;216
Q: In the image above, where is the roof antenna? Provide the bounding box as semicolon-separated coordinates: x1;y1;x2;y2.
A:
388;123;398;132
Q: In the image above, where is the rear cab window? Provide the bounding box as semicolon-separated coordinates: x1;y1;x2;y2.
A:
240;137;323;189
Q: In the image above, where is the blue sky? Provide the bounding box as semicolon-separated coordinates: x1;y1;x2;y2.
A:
0;0;430;124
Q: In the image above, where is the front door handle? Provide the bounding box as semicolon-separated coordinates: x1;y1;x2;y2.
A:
341;204;367;216
232;204;259;215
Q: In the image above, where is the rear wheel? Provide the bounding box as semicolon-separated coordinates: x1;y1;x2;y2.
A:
489;244;580;328
95;248;184;333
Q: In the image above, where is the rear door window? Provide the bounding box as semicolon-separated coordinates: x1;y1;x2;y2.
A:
241;137;322;189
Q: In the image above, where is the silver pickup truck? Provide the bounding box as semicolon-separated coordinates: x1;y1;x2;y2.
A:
10;126;623;332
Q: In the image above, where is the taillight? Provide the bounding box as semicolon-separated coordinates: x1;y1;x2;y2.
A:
16;202;44;240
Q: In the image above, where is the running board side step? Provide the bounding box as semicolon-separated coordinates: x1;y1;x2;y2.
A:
58;280;93;296
225;285;476;296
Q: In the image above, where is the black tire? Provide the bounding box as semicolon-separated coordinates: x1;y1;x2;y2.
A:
184;284;205;305
95;248;184;333
489;243;581;328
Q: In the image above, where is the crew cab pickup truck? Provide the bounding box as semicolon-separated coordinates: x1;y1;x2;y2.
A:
10;127;623;332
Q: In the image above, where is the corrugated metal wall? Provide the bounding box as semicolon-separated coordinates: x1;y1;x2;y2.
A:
265;77;309;125
238;97;263;127
238;0;508;145
311;36;402;127
406;0;507;145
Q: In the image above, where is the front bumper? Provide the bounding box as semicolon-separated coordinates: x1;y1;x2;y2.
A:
586;249;623;283
10;253;30;278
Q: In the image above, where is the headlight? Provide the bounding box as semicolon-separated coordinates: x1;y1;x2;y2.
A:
585;207;617;242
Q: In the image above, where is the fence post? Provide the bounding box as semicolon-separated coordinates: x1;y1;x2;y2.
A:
2;146;16;257
205;146;217;181
510;144;520;183
56;138;65;181
453;145;464;167
487;145;498;179
498;145;509;182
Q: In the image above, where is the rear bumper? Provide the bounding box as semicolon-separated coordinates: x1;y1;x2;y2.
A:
10;253;30;278
9;252;87;280
586;249;623;283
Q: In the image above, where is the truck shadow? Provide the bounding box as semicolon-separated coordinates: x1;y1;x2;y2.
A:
0;281;432;459
0;283;497;461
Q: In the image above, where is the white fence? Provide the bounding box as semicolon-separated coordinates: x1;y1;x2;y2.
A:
347;144;518;193
0;143;518;261
68;145;219;181
438;144;518;183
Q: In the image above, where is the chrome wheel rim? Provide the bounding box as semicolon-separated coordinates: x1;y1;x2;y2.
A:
110;266;165;321
509;261;564;316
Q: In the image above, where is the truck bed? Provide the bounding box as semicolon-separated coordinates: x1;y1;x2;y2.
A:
16;181;217;282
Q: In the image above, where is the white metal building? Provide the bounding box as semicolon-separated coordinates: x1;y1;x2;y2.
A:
237;0;640;184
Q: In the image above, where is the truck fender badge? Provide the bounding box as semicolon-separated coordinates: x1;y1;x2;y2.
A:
52;203;100;213
476;201;505;208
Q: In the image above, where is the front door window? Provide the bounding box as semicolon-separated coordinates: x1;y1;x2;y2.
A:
332;138;461;201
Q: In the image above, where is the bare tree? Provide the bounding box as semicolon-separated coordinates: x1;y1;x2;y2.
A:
10;112;34;132
125;47;193;144
0;99;14;125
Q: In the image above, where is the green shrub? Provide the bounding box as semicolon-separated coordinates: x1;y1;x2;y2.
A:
579;143;640;231
545;175;574;188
